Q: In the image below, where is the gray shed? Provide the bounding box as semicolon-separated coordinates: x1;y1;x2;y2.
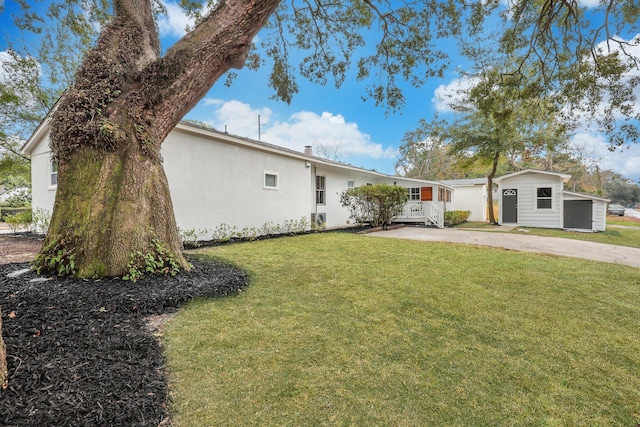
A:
494;169;608;231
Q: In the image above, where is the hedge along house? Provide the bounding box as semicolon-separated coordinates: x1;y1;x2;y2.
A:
22;120;456;237
494;169;609;231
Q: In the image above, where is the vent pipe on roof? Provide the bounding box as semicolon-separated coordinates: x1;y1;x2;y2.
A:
304;146;313;156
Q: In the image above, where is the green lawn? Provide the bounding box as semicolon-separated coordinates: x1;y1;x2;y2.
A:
165;233;640;426
607;218;640;228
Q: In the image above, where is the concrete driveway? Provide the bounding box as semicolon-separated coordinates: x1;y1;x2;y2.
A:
365;226;640;269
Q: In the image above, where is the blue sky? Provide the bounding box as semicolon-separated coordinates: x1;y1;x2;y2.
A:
1;0;639;181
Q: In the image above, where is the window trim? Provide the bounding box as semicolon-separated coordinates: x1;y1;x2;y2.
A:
407;187;420;201
535;186;553;210
316;175;326;205
263;171;279;190
50;160;58;189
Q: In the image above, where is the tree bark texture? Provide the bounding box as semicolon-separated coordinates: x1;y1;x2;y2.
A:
0;307;7;390
487;152;500;225
38;0;281;277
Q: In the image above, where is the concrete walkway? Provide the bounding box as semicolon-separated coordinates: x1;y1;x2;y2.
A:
365;226;640;269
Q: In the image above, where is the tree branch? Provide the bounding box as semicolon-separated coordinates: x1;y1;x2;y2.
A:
142;0;281;141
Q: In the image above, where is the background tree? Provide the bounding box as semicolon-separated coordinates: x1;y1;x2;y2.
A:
1;3;100;198
395;127;465;180
2;0;637;277
601;172;640;206
0;52;46;192
313;140;347;162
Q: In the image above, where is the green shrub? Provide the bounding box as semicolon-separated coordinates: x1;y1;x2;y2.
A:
179;227;201;248
32;208;51;234
0;207;30;222
0;188;31;207
5;210;33;232
444;210;471;227
123;239;181;281
340;184;408;227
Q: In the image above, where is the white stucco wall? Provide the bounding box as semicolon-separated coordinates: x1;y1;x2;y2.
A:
498;173;564;228
27;133;57;216
312;165;382;227
162;127;314;237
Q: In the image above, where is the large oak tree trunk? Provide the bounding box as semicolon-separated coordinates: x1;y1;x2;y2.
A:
44;145;183;277
35;0;281;277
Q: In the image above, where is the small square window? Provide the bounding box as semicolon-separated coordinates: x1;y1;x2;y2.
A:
347;180;355;189
264;172;279;189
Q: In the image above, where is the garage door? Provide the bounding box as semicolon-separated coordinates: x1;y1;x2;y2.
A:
564;200;592;229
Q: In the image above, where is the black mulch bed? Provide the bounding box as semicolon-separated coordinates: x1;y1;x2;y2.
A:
0;258;248;427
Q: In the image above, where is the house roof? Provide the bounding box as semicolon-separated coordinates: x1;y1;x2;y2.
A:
21;115;453;190
439;178;488;187
493;169;572;183
177;123;456;190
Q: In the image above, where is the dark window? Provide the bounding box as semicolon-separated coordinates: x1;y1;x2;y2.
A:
537;187;552;209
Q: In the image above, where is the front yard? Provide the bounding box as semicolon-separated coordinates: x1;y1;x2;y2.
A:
165;233;640;426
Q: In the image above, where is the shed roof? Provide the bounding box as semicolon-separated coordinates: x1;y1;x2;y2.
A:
494;169;571;183
563;190;610;203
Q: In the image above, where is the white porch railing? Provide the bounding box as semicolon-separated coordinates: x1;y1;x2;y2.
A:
399;201;425;219
396;201;445;228
425;202;445;229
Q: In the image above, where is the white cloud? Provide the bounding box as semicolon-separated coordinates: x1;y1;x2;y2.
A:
202;97;224;106
579;0;602;8
198;99;395;161
0;50;11;80
202;99;272;138
156;1;219;38
432;76;479;113
267;111;396;159
157;1;193;38
571;132;640;181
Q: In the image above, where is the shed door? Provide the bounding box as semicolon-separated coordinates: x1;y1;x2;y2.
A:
502;189;518;223
564;200;592;229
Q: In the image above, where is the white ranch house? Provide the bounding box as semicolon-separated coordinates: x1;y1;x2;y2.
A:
22;121;458;236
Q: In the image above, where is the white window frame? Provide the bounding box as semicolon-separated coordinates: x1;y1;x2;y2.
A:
316;175;326;205
50;160;58;188
535;186;553;210
347;179;355;189
407;187;420;201
263;171;279;190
